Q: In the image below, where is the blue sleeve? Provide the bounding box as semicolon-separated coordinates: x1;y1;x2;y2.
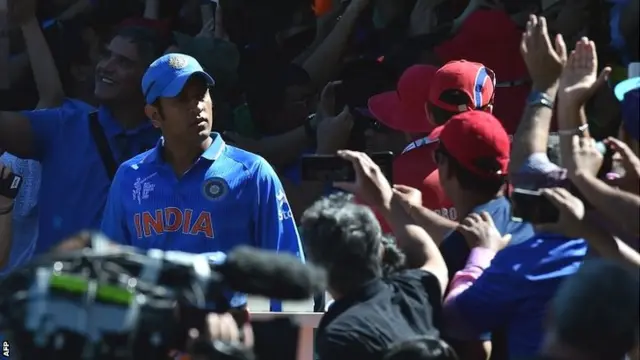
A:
22;107;73;161
449;263;521;338
100;166;131;245
253;158;304;260
253;158;305;312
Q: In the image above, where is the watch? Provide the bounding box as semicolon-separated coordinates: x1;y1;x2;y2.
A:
527;91;554;109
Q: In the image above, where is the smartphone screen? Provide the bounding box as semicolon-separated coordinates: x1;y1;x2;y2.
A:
300;152;393;183
510;188;560;224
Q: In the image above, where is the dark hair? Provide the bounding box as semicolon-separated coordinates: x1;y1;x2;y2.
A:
429;89;492;125
550;259;639;360
383;336;459;360
380;236;406;276
301;193;383;294
111;26;167;67
438;144;505;196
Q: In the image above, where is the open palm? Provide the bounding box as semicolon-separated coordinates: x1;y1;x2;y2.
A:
559;38;610;106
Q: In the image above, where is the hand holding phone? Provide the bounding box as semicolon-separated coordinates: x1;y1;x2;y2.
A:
510;188;560;224
303;150;394;208
532;188;588;238
301;151;393;182
0;162;22;200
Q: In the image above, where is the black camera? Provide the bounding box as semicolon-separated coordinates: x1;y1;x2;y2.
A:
0;236;324;360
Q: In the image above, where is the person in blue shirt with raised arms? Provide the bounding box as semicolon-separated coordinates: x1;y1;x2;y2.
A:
100;53;304;262
0;26;164;255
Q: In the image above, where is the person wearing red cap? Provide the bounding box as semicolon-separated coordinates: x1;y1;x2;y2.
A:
428;60;497;127
436;111;587;359
368;64;457;235
434;9;530;135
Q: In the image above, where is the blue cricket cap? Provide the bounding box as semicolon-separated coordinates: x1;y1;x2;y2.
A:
142;53;215;105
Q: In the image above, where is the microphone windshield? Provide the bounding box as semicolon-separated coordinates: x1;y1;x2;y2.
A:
215;246;326;300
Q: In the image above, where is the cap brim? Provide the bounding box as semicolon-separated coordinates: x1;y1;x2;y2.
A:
160;71;215;100
368;91;400;128
428;125;444;140
615;77;640;101
368;92;432;133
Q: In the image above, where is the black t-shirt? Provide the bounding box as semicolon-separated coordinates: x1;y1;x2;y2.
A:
315;269;443;360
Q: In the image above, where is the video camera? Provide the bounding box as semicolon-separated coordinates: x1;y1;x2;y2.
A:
0;234;325;360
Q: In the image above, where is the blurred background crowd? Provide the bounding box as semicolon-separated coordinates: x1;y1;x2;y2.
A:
0;0;638;359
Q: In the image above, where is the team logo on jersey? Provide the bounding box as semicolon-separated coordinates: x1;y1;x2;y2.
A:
202;177;228;201
168;55;188;69
132;173;157;205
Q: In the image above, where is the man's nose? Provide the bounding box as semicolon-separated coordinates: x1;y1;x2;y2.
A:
98;57;117;74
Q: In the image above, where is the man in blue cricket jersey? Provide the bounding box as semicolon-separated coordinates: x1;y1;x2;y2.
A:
100;53;304;261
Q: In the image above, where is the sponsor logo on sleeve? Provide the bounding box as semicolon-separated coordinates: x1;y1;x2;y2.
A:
276;190;293;221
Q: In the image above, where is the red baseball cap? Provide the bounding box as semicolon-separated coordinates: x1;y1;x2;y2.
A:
439;111;510;178
429;60;496;113
368;65;437;133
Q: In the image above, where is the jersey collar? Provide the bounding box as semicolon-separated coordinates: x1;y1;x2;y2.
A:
144;132;226;164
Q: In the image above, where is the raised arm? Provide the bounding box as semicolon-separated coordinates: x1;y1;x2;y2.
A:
334;150;449;295
302;0;371;90
19;0;65;108
509;15;566;173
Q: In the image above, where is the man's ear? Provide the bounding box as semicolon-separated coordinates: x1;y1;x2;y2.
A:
144;104;162;128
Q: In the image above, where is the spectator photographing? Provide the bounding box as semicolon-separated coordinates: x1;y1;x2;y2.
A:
302;149;450;360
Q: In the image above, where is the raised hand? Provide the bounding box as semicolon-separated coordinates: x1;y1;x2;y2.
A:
458;212;511;252
535;187;587;238
520;15;567;92
558;37;611;107
566;135;604;177
333;150;393;209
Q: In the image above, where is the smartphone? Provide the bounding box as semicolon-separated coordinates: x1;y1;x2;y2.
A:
301;152;393;182
0;173;23;199
510;188;560;224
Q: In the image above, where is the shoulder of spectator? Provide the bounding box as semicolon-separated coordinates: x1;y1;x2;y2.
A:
316;333;363;360
389;268;444;301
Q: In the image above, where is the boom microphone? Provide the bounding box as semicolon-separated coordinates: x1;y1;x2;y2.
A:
215;246;325;300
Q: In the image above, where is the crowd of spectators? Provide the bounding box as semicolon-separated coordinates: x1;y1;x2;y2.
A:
0;0;639;359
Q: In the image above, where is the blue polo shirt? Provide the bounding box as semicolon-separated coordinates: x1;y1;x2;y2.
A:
440;197;587;358
24;105;160;253
440;197;535;275
100;133;303;256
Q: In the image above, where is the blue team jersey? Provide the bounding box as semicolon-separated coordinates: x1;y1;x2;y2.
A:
100;133;304;260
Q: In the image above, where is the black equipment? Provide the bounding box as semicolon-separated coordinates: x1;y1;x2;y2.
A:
0;234;324;360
